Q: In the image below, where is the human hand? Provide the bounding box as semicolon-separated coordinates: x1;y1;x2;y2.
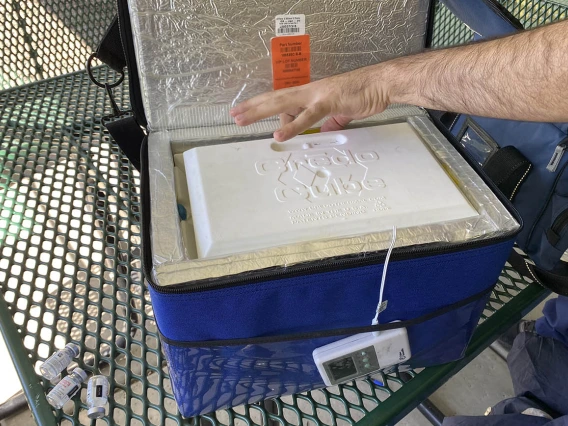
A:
230;65;391;142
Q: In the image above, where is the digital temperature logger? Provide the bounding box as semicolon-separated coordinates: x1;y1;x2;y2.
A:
313;328;411;386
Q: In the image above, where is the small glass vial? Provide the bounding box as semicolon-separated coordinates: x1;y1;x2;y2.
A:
86;375;110;419
40;343;80;380
46;368;88;409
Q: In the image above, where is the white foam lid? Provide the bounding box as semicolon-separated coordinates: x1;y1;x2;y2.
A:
184;122;479;258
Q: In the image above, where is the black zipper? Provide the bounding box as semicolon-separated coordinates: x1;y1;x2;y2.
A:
424;0;438;49
149;241;503;295
116;0;147;126
139;134;521;295
482;0;524;31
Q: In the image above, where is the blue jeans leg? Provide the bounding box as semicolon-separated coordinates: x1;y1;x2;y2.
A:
536;296;568;347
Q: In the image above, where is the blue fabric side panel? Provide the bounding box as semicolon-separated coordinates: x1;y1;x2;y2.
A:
150;239;514;342
162;294;490;418
440;0;519;38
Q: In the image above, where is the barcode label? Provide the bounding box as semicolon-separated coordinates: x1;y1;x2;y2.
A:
278;27;300;34
280;45;302;53
284;62;299;69
275;14;305;36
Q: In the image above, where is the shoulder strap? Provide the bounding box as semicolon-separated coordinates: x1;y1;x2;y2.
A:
440;0;523;38
95;16;126;73
508;250;568;296
105;116;145;171
90;14;145;172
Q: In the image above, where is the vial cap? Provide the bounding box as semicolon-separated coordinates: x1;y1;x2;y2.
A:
66;343;81;357
73;368;88;382
87;406;106;419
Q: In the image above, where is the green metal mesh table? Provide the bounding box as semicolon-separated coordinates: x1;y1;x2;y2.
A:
0;1;566;425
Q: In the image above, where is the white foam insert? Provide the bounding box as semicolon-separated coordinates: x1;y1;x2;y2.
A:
184;122;479;258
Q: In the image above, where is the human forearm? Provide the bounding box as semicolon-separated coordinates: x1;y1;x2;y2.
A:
232;20;568;141
384;20;568;121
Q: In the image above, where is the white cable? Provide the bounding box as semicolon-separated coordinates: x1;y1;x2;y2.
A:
372;226;397;326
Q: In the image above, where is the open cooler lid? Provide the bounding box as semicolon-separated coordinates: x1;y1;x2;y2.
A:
128;0;432;136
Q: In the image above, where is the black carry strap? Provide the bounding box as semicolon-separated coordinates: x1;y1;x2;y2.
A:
482;146;532;201
105;116;145;171
508;250;568;296
94;16;127;73
87;15;145;171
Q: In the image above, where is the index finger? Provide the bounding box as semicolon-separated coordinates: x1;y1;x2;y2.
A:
230;85;304;117
233;91;311;126
234;95;299;126
230;91;276;117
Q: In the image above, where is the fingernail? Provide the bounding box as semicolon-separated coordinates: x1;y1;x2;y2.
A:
274;131;284;141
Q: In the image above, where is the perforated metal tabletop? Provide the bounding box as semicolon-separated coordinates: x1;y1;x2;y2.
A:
0;1;565;425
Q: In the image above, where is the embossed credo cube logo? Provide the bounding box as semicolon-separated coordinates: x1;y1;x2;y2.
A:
255;148;385;203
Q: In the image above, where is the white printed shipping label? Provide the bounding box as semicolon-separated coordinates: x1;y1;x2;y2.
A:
275;14;306;36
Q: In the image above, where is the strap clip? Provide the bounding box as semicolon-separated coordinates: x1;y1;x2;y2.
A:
86;53;131;122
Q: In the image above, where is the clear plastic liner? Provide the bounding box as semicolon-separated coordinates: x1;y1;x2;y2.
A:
128;0;431;132
149;114;519;286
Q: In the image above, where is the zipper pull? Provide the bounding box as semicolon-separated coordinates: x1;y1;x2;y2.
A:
547;141;568;172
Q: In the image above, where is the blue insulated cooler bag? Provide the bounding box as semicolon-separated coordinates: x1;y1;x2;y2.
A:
89;0;523;417
437;0;568;295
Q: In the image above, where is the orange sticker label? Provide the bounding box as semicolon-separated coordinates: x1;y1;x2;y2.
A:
271;35;310;90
